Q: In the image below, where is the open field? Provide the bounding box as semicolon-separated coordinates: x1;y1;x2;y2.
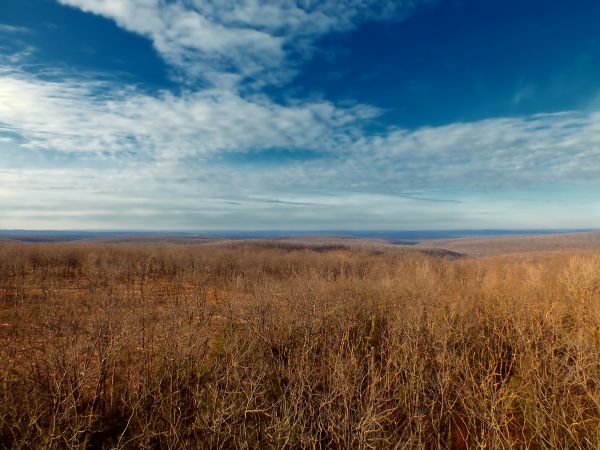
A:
1;240;600;448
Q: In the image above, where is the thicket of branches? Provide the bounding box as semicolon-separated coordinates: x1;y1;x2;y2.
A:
1;242;599;448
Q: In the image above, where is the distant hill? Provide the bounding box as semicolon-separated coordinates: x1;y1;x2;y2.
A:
0;228;595;244
415;232;600;257
1;230;599;257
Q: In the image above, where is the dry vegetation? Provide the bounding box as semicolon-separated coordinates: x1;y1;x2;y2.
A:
1;241;600;449
417;232;600;258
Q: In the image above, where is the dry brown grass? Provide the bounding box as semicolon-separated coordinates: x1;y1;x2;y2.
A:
1;241;600;449
417;231;600;257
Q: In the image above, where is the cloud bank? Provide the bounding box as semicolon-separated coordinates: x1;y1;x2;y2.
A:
2;65;599;190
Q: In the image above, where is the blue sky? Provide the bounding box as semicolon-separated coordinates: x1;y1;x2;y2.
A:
0;0;599;230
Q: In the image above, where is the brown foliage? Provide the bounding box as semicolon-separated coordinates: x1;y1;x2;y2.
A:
1;242;600;448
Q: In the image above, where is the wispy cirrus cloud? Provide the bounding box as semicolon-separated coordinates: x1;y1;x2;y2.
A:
0;66;377;157
2;164;599;230
56;0;430;86
0;24;31;34
2;63;600;196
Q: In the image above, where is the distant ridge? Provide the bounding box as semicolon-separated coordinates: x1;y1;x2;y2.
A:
416;231;600;257
0;228;596;244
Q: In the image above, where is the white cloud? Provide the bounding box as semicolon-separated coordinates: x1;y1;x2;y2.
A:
346;113;600;190
0;67;376;157
56;0;427;86
2;165;599;230
0;24;31;34
2;66;600;196
1;85;599;230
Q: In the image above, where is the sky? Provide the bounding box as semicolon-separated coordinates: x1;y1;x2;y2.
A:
0;0;599;231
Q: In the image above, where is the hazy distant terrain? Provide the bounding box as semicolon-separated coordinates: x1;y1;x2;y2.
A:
1;230;598;259
416;231;600;257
